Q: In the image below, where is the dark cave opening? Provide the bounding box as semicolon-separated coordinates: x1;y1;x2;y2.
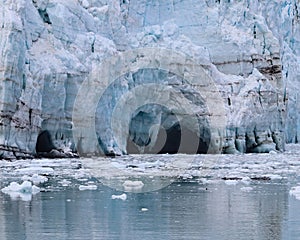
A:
127;122;210;154
35;130;56;153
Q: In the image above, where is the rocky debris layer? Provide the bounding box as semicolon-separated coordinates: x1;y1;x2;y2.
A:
0;0;299;158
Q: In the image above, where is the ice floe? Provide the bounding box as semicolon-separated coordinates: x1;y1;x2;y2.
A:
22;174;48;184
78;185;98;191
111;193;127;201
59;179;72;187
1;181;40;201
0;144;300;195
16;167;54;175
123;180;144;192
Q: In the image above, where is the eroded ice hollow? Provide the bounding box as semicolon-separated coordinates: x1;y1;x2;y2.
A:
96;69;216;156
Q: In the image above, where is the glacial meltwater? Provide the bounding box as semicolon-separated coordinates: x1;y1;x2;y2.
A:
1;145;300;240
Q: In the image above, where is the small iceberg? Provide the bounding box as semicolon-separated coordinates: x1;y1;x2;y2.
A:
123;180;144;192
1;181;40;201
59;179;72;187
78;185;98;191
111;193;127;201
16;167;54;175
22;174;48;185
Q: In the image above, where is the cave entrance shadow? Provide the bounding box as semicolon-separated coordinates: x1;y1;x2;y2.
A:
35;130;55;153
127;123;210;154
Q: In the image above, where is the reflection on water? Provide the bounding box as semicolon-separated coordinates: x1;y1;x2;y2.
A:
0;181;299;240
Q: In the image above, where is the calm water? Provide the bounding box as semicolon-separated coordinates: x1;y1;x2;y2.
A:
1;181;300;240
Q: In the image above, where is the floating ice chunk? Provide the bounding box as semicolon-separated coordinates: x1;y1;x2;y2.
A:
181;173;193;180
59;179;71;187
1;181;40;194
78;185;97;191
111;193;127;201
265;174;283;180
1;181;40;201
241;177;251;185
74;170;90;179
123;180;144;191
142;160;165;168
290;186;300;200
198;178;221;184
241;187;253;192
16;167;54;175
22;174;48;185
77;178;89;182
198;187;208;191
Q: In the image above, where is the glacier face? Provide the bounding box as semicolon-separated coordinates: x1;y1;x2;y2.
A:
0;0;299;158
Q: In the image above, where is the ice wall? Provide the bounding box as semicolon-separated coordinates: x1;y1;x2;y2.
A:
0;0;299;158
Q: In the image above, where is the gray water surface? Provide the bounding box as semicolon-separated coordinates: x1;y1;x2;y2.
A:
0;181;300;240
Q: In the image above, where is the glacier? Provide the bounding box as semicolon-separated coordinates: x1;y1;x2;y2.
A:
0;0;299;158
